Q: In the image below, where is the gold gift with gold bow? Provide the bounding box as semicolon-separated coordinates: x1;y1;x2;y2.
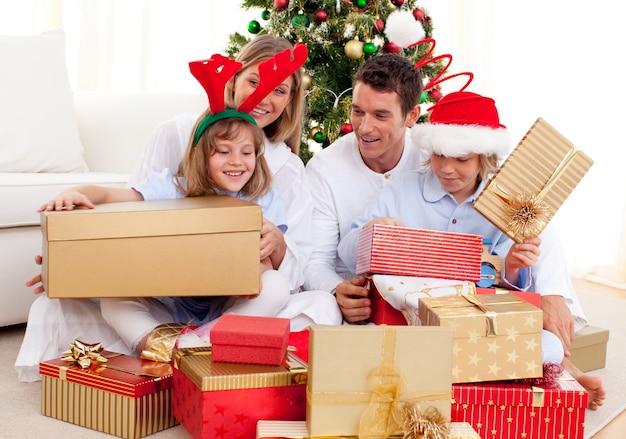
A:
473;117;593;243
306;325;453;438
418;293;543;383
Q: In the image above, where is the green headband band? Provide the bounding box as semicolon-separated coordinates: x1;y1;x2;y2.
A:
192;109;257;146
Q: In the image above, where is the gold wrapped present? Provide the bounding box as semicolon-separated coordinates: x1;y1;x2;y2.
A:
419;293;543;383
41;196;261;298
306;325;453;438
473;117;593;243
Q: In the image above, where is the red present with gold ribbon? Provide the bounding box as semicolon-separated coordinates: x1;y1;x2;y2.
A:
306;325;453;438
172;346;307;439
473;117;594;243
355;224;483;281
451;370;588;439
418;293;543;383
39;342;177;439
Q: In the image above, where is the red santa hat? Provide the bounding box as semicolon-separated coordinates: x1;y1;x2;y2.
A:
411;91;511;159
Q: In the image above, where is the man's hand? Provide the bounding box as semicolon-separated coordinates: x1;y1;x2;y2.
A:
541;294;575;356
25;255;45;295
335;276;371;323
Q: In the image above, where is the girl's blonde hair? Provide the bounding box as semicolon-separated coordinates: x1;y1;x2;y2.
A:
177;111;271;201
226;35;304;155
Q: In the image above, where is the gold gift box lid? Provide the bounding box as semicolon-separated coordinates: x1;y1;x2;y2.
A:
174;347;307;391
474;117;593;243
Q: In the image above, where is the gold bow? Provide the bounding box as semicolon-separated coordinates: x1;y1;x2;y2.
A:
61;339;108;369
358;327;448;439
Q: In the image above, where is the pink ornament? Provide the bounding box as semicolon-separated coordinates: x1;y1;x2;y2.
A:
340;123;353;135
375;19;385;32
315;9;328;22
274;0;289;10
413;8;425;21
383;41;402;54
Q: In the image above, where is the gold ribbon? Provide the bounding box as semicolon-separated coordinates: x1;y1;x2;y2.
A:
462;295;499;337
61;339;108;369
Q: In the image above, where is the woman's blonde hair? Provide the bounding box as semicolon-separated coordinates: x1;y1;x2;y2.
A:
226;35;304;155
177;110;271;201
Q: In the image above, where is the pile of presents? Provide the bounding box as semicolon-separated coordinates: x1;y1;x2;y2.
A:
37;118;608;438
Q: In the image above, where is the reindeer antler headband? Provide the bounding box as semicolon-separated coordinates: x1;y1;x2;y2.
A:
189;43;308;146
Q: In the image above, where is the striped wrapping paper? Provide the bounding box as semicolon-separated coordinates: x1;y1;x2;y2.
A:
356;224;483;282
473;117;594;243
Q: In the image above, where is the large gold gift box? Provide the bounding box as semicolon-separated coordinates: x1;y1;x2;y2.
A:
473;117;594;243
306;325;453;438
41;196;261;298
419;293;543;383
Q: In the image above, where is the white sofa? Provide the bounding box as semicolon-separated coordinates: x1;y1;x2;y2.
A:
0;91;206;327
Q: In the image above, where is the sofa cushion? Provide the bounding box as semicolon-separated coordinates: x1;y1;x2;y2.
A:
0;172;128;228
0;30;88;173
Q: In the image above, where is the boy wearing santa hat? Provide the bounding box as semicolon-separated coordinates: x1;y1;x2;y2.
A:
337;90;605;410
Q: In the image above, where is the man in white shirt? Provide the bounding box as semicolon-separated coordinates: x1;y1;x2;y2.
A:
304;53;426;321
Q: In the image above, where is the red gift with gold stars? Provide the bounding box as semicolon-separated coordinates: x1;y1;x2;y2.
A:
172;346;307;439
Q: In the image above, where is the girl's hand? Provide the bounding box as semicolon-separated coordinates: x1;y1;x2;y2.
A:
363;217;404;228
38;190;95;212
25;255;45;295
260;218;287;269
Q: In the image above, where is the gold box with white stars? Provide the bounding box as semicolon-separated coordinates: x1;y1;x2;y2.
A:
418;293;543;383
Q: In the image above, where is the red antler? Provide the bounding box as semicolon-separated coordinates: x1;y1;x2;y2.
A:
189;54;243;113
236;43;308;114
410;38;473;92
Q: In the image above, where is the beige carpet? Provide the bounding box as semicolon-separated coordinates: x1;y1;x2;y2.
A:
0;287;623;438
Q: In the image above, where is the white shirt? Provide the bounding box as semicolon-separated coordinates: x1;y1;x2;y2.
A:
127;114;314;293
304;129;426;293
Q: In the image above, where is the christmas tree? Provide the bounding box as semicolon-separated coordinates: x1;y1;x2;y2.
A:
227;0;448;163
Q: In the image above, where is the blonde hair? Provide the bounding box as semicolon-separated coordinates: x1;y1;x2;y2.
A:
178;111;271;201
226;35;304;155
422;153;500;183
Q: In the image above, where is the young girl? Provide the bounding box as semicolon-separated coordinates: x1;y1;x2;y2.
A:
337;90;605;410
40;109;289;361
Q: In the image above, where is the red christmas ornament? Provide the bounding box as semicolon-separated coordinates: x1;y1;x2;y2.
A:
274;0;289;10
391;0;404;6
315;9;328;22
383;41;402;54
374;19;385;32
429;88;442;102
340;123;353;135
413;8;425;21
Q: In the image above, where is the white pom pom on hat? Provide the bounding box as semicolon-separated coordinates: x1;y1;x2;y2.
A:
411;91;511;159
384;10;426;48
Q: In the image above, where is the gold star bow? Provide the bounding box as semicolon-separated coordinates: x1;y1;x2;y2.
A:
61;339;108;369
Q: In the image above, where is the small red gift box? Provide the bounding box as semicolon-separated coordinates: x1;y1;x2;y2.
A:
356;224;483;281
451;371;588;439
173;346;307;439
211;314;290;365
39;350;177;439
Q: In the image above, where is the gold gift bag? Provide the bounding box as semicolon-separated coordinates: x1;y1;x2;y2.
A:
474;117;594;243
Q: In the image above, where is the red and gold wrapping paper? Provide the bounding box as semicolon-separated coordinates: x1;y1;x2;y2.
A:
39;350;176;439
355;224;483;281
473;117;594;243
173;347;307;439
419;293;543;383
306;325;453;437
451;371;588;439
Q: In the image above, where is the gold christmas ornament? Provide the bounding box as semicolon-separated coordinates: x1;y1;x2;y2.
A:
301;71;313;90
503;191;551;240
345;39;364;59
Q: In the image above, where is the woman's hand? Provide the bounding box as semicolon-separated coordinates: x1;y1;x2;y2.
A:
260;218;287;270
25;255;45;295
363;217;404;228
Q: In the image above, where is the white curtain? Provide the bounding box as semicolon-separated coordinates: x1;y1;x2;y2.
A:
2;0;624;284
